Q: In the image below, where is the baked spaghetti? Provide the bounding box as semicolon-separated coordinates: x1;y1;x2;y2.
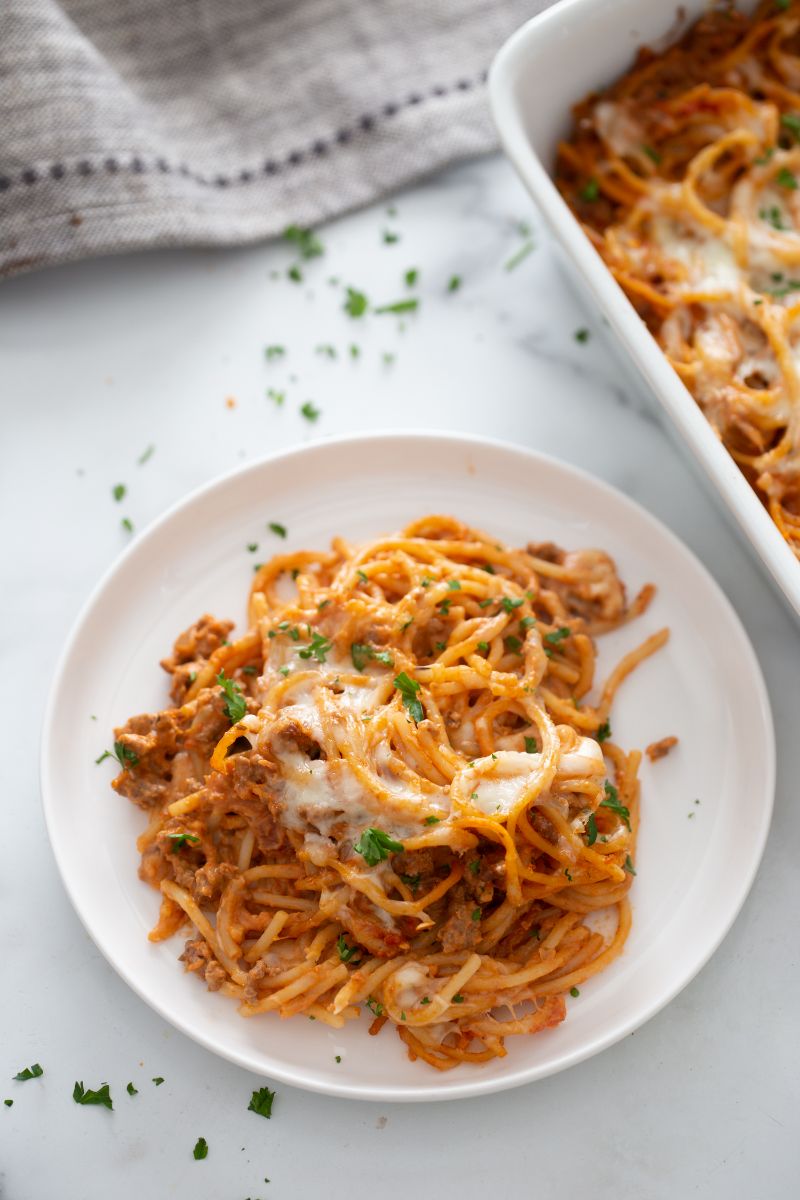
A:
108;516;667;1070
556;0;800;557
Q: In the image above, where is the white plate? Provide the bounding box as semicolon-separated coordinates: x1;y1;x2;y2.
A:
488;0;800;623
41;432;774;1102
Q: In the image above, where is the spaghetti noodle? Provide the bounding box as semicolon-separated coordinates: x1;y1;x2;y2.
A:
110;515;667;1069
556;0;800;557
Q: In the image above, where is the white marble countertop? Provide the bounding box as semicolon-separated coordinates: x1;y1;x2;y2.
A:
2;154;797;1200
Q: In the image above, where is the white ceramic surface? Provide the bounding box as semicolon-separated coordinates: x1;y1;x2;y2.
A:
488;0;800;621
41;431;774;1103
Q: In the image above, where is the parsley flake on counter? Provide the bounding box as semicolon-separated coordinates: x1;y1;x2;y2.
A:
447;275;462;292
596;721;612;743
268;522;287;538
284;224;324;259
217;670;247;723
300;400;320;422
601;781;631;829
394;672;423;722
344;287;369;317
404;268;418;287
112;483;126;502
264;345;286;360
152;1077;164;1086
353;827;404;866
73;1081;113;1110
95;741;139;769
524;736;538;754
248;1086;276;1119
126;1082;138;1096
336;934;360;962
193;1137;209;1160
13;1063;43;1082
580;177;599;202
586;813;598;846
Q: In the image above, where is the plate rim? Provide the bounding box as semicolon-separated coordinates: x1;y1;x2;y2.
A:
40;429;776;1102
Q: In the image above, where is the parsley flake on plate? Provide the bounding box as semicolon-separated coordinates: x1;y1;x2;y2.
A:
336;933;360;962
298;632;333;663
248;1086;276;1119
350;642;393;671
73;1081;113;1110
353;827;404;866
126;1082;138;1096
13;1063;43;1082
300;400;320;422
193;1136;209;1160
596;721;612;743
168;832;200;851
544;626;571;645
600;781;631;829
268;522;287;538
284;224;324;259
374;298;418;314
264;345;285;360
344;287;368;317
586;813;598;846
95;741;139;769
112;483;126;502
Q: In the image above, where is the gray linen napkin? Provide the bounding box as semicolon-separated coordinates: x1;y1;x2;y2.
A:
0;0;549;278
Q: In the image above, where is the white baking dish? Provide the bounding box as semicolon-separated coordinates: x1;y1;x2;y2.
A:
489;0;800;620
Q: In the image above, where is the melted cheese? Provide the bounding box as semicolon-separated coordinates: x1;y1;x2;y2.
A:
455;740;605;817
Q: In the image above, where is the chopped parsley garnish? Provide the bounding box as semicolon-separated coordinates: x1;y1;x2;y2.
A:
121;517;133;533
344;287;368;317
529;926;541;940
267;387;285;405
335;1055;342;1063
574;328;590;343
365;996;384;1017
420;996;431;1005
477;641;490;652
264;345;285;360
481;562;497;574
405;268;418;287
777;166;798;190
754;146;776;165
500;596;524;612
152;1077;164;1086
13;1064;43;1082
95;741;139;769
759;205;786;230
569;986;580;997
586;813;598;846
268;521;287;538
336;933;360;962
287;264;303;283
4;1100;12;1107
350;642;393;671
284;224;324;259
193;1136;209;1160
248;1086;276;1118
393;672;423;722
596;721;612;743
424;815;440;825
624;855;637;875
126;1082;138;1095
112;483;126;502
447;275;462;292
316;343;337;358
504;635;523;654
524;736;537;753
374;298;418;314
447;579;462;590
471;908;481;922
478;598;494;609
776;0;791;12
452;993;465;1003
73;1081;113;1110
137;444;155;465
399;873;421;891
168;832;201;851
438;598;451;615
300;400;320;422
544;626;571;645
565;868;573;882
468;860;480;876
298;632;333;663
519;616;536;630
383;229;400;244
580;177;599;202
781;112;800;142
217;670;247;723
353;827;404;866
357;569;369;583
247;542;259;552
349;343;360;358
600;781;631;829
641;144;661;164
